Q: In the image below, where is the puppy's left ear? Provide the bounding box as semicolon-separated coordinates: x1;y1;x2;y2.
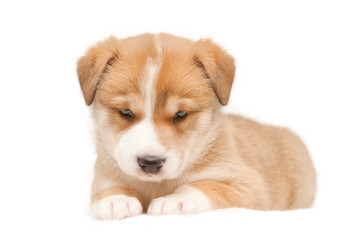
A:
193;39;235;106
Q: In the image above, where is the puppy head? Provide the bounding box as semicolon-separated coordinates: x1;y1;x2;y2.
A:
77;33;235;182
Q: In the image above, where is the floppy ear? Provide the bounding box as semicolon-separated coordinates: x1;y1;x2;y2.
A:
193;39;235;106
77;37;119;105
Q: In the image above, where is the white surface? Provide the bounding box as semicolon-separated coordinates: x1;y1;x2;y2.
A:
0;0;359;239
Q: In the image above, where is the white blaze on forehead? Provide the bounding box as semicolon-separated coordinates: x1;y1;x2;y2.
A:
142;34;162;119
143;59;160;118
154;34;162;56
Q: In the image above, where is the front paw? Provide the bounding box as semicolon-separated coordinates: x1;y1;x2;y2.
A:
91;195;142;220
147;185;212;215
147;196;196;215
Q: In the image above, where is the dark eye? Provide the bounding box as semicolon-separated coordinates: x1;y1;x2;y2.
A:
173;111;188;124
119;109;134;121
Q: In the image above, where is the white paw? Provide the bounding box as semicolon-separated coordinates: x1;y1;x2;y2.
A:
91;195;142;220
147;196;196;215
147;185;212;215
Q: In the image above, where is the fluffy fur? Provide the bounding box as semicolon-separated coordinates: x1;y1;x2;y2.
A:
77;33;316;220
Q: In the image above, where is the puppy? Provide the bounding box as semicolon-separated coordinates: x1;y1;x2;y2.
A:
77;33;316;220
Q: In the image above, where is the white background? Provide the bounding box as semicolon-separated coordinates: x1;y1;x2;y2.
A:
0;0;359;239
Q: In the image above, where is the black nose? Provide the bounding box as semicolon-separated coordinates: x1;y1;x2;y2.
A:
137;155;165;173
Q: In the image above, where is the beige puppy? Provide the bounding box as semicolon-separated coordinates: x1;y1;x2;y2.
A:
77;33;316;220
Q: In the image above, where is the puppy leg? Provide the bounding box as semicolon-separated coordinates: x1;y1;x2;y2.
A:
91;186;143;220
148;180;268;215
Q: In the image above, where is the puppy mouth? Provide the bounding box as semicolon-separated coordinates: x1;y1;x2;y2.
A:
134;164;181;182
135;171;167;182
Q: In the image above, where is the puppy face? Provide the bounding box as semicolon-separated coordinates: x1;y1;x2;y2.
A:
78;34;235;182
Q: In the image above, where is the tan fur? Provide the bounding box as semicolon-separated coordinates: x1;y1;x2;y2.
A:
93;186;141;203
77;33;316;215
